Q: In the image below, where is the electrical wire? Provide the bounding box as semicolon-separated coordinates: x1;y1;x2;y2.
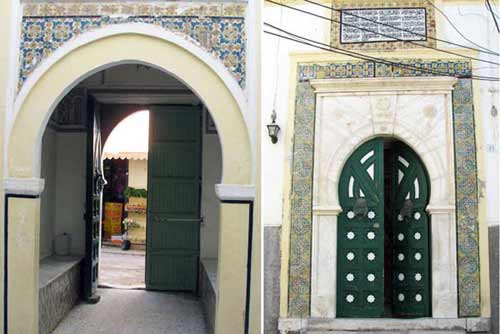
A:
272;1;284;118
265;0;500;66
486;0;500;33
264;23;500;81
424;0;498;54
265;23;497;81
302;0;500;56
265;28;499;82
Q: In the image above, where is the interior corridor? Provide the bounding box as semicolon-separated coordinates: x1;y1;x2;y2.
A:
51;289;207;334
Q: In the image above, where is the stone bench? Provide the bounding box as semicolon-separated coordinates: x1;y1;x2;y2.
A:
39;255;83;334
200;258;217;334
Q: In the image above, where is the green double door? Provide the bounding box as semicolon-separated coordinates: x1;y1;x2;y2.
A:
146;106;202;292
337;138;430;318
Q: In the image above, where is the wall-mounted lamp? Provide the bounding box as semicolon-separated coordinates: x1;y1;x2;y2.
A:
267;110;280;144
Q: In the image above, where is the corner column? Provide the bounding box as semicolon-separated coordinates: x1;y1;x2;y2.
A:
214;184;255;334
427;204;458;318
310;206;341;318
3;178;45;334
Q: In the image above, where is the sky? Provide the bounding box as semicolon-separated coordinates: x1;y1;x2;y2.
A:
103;110;149;154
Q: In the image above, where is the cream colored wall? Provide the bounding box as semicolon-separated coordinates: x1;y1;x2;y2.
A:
128;159;147;189
248;0;261;330
7;198;40;334
215;203;250;334
0;2;21;333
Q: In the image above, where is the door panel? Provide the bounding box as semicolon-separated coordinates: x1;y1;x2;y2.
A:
84;96;104;301
146;106;202;292
389;142;430;318
337;138;385;318
337;138;430;318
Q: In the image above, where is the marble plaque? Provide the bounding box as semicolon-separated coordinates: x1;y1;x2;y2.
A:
340;8;427;44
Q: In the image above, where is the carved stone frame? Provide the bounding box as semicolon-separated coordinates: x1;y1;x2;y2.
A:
286;60;480;322
310;77;458;319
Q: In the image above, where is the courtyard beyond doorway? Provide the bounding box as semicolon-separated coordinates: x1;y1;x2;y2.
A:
99;246;146;289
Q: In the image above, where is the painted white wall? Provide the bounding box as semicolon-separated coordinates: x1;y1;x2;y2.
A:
53;132;87;256
39;130;87;258
438;2;500;228
201;115;223;259
262;4;326;227
39;128;57;260
128;159;147;189
262;2;500;227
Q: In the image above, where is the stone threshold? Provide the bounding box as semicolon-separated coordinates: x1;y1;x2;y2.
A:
279;317;491;333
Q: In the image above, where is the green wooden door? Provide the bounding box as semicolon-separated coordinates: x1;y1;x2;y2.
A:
388;142;430;318
337;138;385;317
337;138;430;318
146;106;202;292
84;97;104;302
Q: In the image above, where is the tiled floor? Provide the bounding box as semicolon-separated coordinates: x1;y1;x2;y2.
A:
52;288;207;334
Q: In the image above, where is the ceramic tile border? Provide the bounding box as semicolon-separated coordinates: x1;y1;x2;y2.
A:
288;59;480;317
452;78;481;317
288;81;316;316
330;0;437;52
23;2;246;18
20;3;246;90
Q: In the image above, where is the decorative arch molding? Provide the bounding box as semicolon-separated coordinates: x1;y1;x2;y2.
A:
285;61;482;326
313;77;456;210
4;26;254;334
9;24;254;185
323;131;447;209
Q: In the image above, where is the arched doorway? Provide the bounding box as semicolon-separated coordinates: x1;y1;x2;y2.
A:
337;138;430;318
6;28;253;334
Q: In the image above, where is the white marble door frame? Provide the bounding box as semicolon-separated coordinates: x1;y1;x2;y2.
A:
309;77;459;319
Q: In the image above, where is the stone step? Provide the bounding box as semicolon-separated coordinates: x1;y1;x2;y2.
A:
279;317;490;334
308;331;466;334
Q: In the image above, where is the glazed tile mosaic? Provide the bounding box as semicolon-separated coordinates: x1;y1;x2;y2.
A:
288;82;316;317
452;78;481;317
20;2;246;90
23;2;246;17
330;0;437;52
288;59;480;318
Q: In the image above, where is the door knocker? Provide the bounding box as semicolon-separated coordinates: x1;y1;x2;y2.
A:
353;198;368;218
399;199;414;219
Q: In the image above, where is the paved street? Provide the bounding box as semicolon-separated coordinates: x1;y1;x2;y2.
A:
99;246;145;288
52;288;207;334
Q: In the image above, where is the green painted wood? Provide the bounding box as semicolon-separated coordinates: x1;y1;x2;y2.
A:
337;138;385;318
388;142;430;318
146;106;202;292
84;96;104;301
337;138;430;318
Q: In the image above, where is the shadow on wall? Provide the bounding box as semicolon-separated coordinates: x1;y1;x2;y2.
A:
264;226;281;334
490;225;499;334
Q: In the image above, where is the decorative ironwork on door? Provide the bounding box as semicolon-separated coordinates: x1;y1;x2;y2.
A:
84;96;103;302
